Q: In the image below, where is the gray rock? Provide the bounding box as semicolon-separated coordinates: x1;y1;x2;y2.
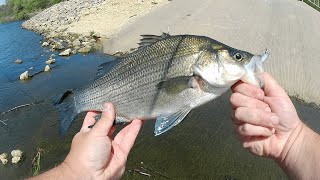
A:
78;45;91;53
45;58;56;64
72;39;81;46
42;41;49;47
82;41;91;46
59;48;72;56
14;59;23;64
74;46;80;50
20;71;29;80
52;41;65;50
44;65;51;72
92;32;101;38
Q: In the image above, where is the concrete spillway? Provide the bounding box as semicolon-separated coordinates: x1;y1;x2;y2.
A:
103;0;320;104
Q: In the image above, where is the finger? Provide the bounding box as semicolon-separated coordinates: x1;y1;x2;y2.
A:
231;81;265;101
114;119;142;155
233;107;279;128
230;92;271;112
91;103;115;136
263;73;288;98
80;112;98;133
235;123;275;137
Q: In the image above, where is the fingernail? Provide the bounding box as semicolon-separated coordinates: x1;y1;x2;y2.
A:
271;115;279;125
103;103;111;111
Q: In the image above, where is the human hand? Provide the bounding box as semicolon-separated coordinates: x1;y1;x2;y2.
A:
62;103;143;180
230;72;303;159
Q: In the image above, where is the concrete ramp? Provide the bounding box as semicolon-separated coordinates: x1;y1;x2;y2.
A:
103;0;320;104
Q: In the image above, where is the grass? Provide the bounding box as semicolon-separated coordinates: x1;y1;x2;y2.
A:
32;148;44;176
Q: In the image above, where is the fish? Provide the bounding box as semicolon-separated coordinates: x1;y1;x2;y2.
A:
54;33;269;136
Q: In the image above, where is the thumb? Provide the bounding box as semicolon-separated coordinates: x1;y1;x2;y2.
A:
91;103;115;136
263;72;287;98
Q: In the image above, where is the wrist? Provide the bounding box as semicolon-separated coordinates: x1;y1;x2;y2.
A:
276;122;320;179
61;159;93;180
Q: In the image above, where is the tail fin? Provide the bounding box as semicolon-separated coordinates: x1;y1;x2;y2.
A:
53;90;79;136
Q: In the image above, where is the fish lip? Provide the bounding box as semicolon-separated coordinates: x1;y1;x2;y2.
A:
241;50;269;87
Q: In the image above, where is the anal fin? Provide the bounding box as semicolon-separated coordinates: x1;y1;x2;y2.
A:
154;108;192;136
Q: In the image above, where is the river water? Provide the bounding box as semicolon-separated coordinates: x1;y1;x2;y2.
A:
0;21;320;179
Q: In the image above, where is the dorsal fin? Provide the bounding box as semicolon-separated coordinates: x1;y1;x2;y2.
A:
138;33;171;49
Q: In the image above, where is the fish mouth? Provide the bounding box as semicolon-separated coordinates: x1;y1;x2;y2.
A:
241;50;270;88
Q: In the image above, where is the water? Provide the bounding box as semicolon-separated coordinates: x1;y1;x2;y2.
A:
0;21;113;178
0;21;320;179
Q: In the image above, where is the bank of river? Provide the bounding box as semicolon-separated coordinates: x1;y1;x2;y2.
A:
1;21;320;179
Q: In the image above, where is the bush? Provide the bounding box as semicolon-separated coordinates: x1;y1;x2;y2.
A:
0;0;64;22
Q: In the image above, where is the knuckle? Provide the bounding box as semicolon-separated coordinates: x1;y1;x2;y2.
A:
241;124;249;134
234;107;243;119
230;93;241;105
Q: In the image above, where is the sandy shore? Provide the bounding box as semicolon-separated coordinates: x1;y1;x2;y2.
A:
66;0;169;38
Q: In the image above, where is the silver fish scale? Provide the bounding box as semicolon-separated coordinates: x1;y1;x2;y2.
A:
74;35;217;119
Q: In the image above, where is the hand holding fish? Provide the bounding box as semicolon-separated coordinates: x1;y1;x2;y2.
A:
30;103;142;180
231;72;320;179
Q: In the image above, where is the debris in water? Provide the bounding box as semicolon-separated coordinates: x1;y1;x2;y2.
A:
0;153;8;165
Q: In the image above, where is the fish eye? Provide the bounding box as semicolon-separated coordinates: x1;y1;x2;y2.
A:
234;52;243;61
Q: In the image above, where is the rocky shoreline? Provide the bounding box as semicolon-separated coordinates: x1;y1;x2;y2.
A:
22;0;105;56
22;0;168;56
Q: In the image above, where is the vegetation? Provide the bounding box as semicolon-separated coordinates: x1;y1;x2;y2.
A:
0;0;63;23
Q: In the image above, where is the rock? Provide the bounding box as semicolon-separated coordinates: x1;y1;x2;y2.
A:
83;32;91;37
14;59;23;64
82;41;91;46
72;49;77;54
72;39;81;47
44;65;51;72
11;150;23;157
45;59;56;64
50;54;55;58
74;46;80;50
20;71;29;80
0;153;7;159
78;35;84;42
78;45;91;53
42;41;49;47
59;48;72;56
52;41;65;50
11;156;21;164
0;158;8;165
92;32;101;38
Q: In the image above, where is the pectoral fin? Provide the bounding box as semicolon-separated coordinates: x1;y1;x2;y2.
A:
154;108;192;136
156;76;197;94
